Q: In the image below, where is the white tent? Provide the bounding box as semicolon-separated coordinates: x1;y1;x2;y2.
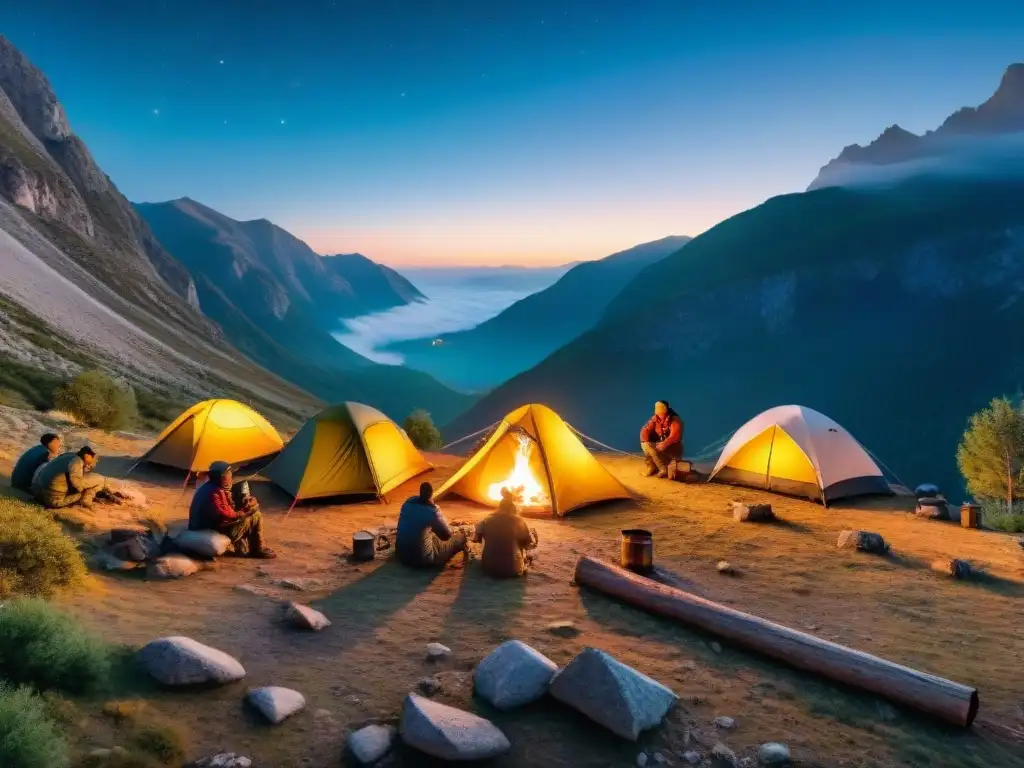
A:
708;405;892;505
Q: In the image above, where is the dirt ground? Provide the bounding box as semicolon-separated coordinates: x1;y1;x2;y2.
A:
2;406;1023;767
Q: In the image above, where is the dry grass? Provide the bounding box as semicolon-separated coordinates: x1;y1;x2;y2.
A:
1;421;1022;767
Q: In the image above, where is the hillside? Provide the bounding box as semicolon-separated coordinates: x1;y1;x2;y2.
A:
446;175;1024;498
811;63;1024;189
388;236;691;391
0;35;318;423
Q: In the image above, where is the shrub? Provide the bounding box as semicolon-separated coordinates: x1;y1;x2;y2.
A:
957;396;1024;509
404;409;443;451
0;684;69;768
132;724;186;764
980;500;1024;532
0;599;111;694
0;497;86;598
53;370;138;430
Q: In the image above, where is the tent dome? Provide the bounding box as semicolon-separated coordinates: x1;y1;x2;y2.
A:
708;405;891;504
264;402;430;502
141;399;283;472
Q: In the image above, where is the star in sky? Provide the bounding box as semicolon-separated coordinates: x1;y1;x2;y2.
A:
218;59;225;65
280;119;286;125
152;108;160;116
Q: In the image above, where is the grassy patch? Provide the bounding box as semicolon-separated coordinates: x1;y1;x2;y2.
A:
0;354;62;410
134;389;185;433
0;599;111;694
0;683;69;768
54;370;139;431
0;497;86;598
980;501;1024;532
131;725;186;765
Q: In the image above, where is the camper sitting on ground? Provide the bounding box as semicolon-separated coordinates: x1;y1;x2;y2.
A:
11;433;62;492
396;481;468;568
33;445;108;509
472;487;538;578
189;461;277;559
640;400;684;480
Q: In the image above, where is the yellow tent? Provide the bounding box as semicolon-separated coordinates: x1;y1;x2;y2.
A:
140;399;284;473
263;402;431;502
435;403;630;516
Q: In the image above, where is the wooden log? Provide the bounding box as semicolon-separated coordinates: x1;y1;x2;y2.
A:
573;556;979;727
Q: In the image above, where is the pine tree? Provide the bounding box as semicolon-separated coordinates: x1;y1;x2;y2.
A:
956;396;1024;510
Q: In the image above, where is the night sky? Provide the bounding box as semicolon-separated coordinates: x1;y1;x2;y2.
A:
4;0;1024;266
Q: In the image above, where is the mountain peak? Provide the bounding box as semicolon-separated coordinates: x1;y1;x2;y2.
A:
0;34;71;142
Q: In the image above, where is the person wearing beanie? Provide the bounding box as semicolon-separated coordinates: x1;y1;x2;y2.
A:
472;486;539;578
639;400;685;480
188;460;276;558
10;433;62;491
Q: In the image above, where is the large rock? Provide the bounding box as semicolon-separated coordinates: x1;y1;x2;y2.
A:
836;530;888;554
284;601;331;631
175;530;232;559
758;742;791;765
147;554;200;579
138;636;245;685
347;723;396;765
400;693;510;761
548;647;677;740
474;639;558;709
247;686;306;724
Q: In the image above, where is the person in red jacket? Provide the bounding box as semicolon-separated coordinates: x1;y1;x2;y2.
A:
188;461;276;558
640;400;684;479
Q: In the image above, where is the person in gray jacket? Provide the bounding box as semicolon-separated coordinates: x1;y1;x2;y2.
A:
11;433;62;491
33;446;108;509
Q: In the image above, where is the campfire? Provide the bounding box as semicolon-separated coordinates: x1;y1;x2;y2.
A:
487;431;550;507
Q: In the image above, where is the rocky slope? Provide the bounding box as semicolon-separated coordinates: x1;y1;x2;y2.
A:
810;63;1024;189
446;175;1024;498
388;236;691;392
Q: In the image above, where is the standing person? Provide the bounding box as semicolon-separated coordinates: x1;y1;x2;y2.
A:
10;433;62;491
396;482;467;568
188;461;276;558
472;487;538;578
640;400;684;479
33;446;108;509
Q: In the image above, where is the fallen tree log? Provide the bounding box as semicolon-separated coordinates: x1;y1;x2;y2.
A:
574;556;979;727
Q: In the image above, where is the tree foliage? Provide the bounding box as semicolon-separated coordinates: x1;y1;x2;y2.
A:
956;396;1024;508
404;409;442;451
53;370;138;430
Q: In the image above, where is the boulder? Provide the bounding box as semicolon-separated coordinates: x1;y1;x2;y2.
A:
347;723;396;765
417;676;441;696
188;755;252;768
247;686;306;724
147;555;200;579
713;716;735;729
474;640;558;709
284;601;331;631
138;636;245;685
836;530;888;554
758;742;791;765
400;693;510;760
425;642;451;660
175;530;232;559
731;502;774;523
548;647;677;740
716;561;735;575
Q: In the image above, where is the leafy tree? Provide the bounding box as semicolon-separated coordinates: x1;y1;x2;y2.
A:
404;409;442;451
956;396;1024;510
53;370;138;430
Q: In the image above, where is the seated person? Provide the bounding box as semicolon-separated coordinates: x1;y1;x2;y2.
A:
640;400;684;479
396;482;467;568
33;445;108;509
189;461;276;559
11;433;62;491
473;487;538;578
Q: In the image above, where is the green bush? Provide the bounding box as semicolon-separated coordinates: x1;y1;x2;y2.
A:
53;370;139;430
980;500;1024;532
0;599;111;694
404;409;443;451
0;497;86;598
0;355;61;411
0;684;69;768
132;725;186;764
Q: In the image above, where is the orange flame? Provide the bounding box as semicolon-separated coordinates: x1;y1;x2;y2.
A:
487;432;549;506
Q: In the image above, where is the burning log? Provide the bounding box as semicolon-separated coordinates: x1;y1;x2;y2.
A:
573;556;979;727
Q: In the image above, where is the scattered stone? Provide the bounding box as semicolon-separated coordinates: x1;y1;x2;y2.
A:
399;693;510;760
740;759;755;768
284;601;332;631
711;642;722;654
425;642;451;660
188;755;253;768
711;742;738;766
417;676;441;696
930;559;972;579
716;561;734;575
546;620;581;637
637;753;649;767
758;742;791;765
347;723;396;765
682;751;701;765
247;686;306;724
272;576;322;591
234;584;277;598
653;752;669;764
548;646;677;741
147;554;200;579
731;501;775;523
836;530;888;554
713;716;735;729
474;639;558;710
174;530;232;559
138;636;245;686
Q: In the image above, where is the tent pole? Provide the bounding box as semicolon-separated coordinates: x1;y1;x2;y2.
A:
283;496;298;518
122;460;142;480
177;471;192;501
763;426;777;491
